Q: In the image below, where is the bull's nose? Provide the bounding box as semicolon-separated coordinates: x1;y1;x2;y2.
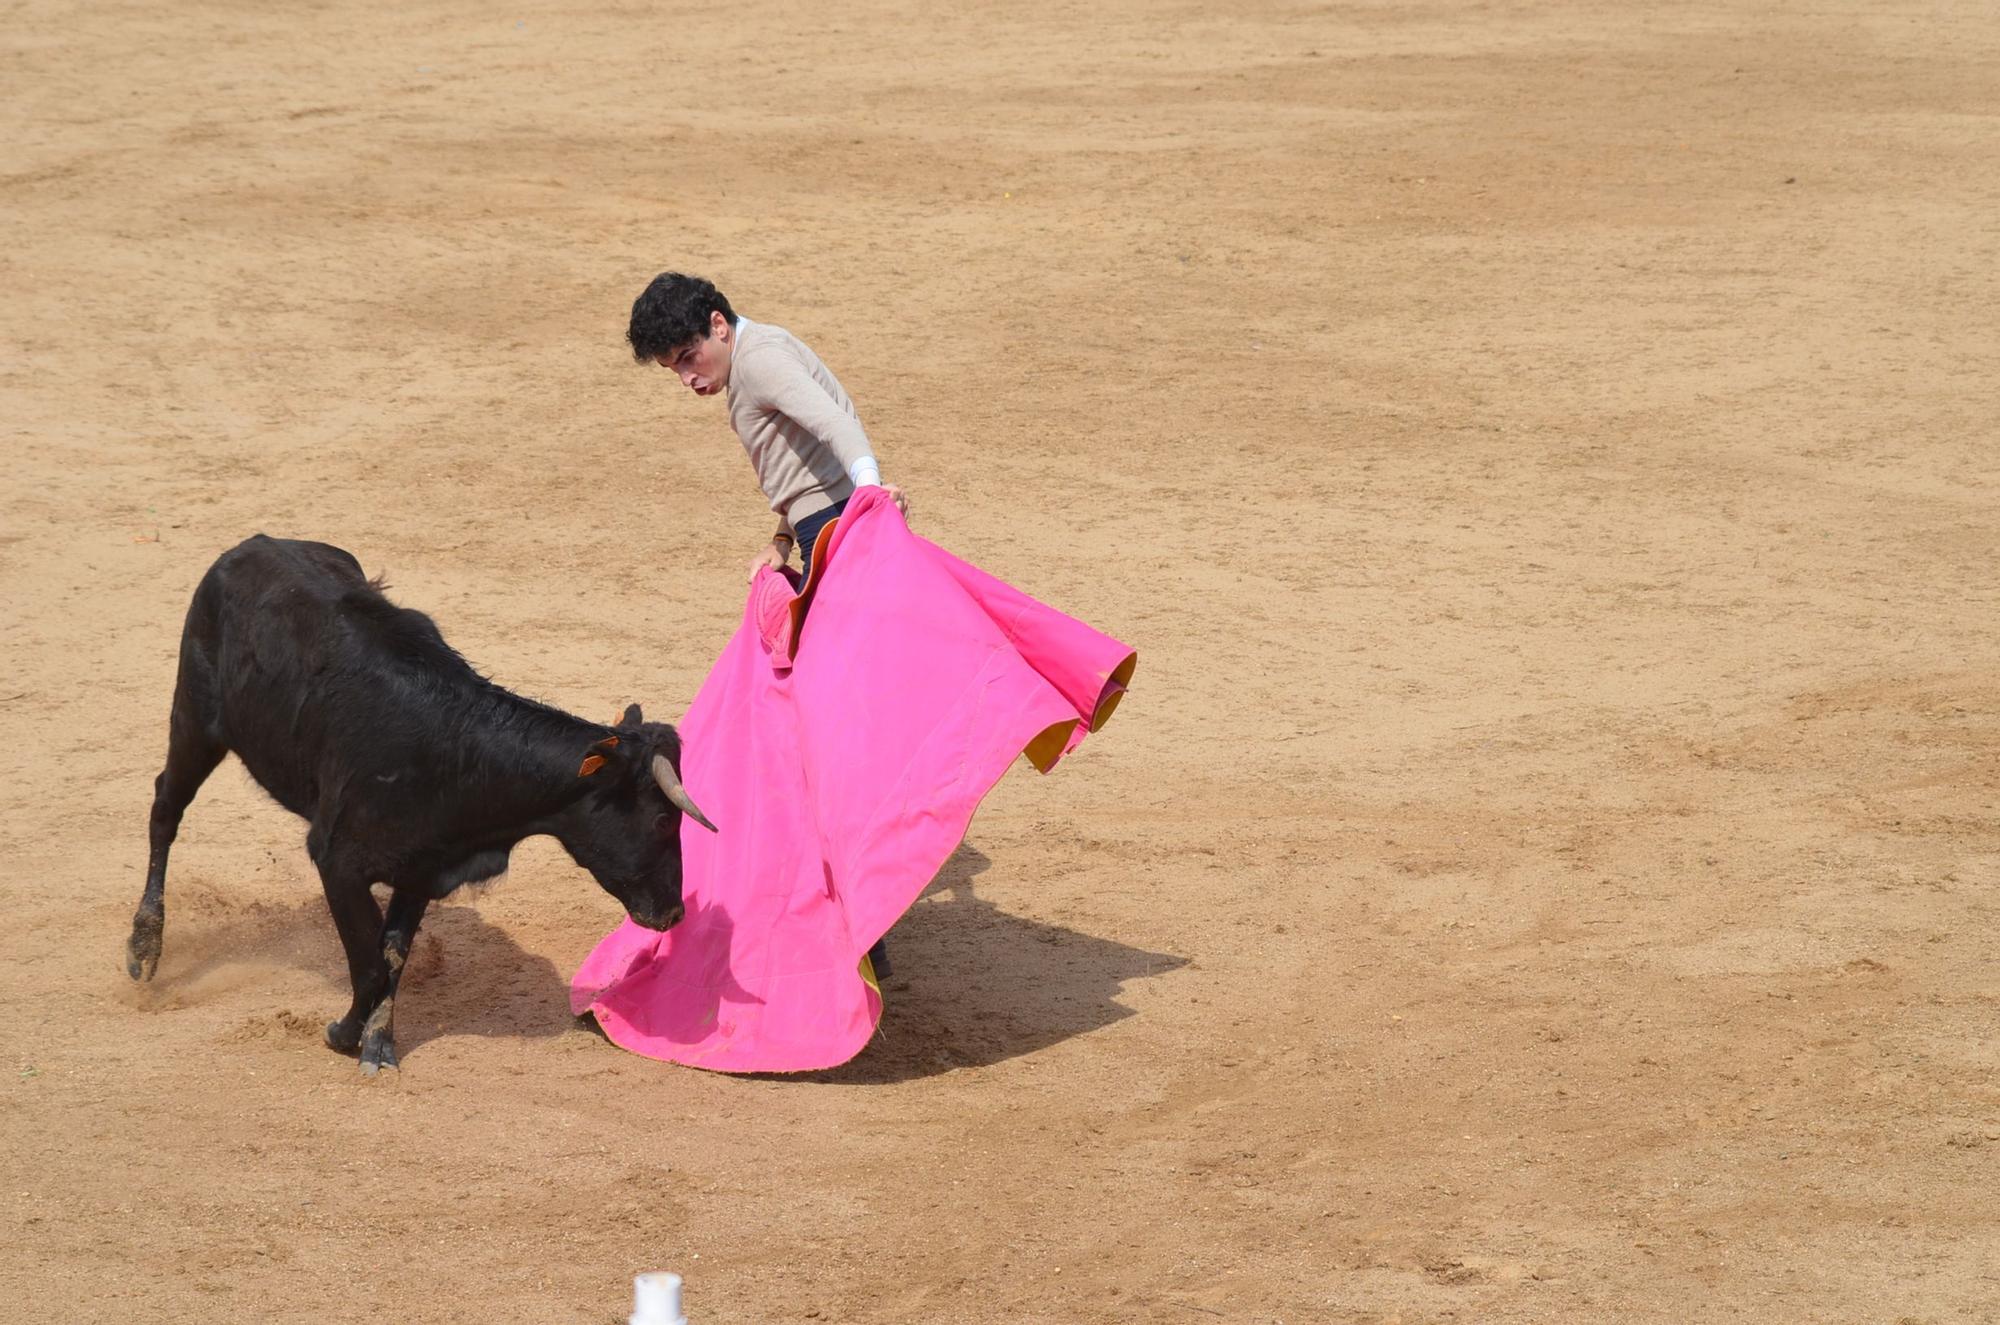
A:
636;902;685;932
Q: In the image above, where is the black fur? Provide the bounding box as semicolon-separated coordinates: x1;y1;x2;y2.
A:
125;535;696;1073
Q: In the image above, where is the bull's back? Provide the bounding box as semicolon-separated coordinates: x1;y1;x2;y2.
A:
202;536;367;607
186;536;375;816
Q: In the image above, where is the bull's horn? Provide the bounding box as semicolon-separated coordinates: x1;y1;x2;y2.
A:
651;754;718;833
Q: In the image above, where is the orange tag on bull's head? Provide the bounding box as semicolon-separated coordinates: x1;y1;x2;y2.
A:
578;754;607;777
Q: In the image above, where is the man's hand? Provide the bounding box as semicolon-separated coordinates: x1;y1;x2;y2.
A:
883;484;910;517
747;540;788;582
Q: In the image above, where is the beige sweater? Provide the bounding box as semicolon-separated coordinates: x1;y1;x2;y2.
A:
725;317;877;528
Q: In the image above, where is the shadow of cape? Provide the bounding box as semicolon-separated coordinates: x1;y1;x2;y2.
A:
144;886;573;1058
778;843;1188;1085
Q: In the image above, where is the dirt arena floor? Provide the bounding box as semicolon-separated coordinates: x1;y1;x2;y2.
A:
5;1;1996;1320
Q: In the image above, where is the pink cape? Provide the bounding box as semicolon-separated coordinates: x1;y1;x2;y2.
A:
569;487;1136;1073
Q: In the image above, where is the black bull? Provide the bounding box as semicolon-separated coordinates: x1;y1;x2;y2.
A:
125;536;715;1073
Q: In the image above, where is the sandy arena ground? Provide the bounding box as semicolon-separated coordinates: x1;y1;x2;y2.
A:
4;1;1996;1321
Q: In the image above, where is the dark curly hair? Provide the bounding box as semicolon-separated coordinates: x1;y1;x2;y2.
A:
627;272;736;362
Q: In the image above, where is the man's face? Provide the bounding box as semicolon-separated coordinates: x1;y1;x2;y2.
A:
655;309;735;396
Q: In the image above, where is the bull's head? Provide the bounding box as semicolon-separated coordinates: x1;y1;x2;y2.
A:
563;702;716;931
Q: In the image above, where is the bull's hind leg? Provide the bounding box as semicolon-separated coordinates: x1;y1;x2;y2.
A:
126;690;227;981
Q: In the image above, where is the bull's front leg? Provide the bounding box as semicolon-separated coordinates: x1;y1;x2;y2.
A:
317;863;387;1061
357;888;431;1075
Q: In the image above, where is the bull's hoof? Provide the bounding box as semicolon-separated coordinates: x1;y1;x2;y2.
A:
359;1037;400;1075
325;1019;363;1053
356;998;397;1073
126;915;163;982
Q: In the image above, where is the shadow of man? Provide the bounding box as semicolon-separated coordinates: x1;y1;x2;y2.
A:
801;842;1188;1084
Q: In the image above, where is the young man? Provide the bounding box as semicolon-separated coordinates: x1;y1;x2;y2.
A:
628;271;903;978
627;272;906;583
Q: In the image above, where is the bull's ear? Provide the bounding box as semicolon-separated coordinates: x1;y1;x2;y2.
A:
578;732;621;777
620;702;644;726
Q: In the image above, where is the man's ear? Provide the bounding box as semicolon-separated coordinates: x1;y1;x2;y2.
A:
712;309;731;341
620;702;644;726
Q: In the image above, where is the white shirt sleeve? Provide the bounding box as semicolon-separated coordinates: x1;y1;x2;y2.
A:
848;455;882;488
